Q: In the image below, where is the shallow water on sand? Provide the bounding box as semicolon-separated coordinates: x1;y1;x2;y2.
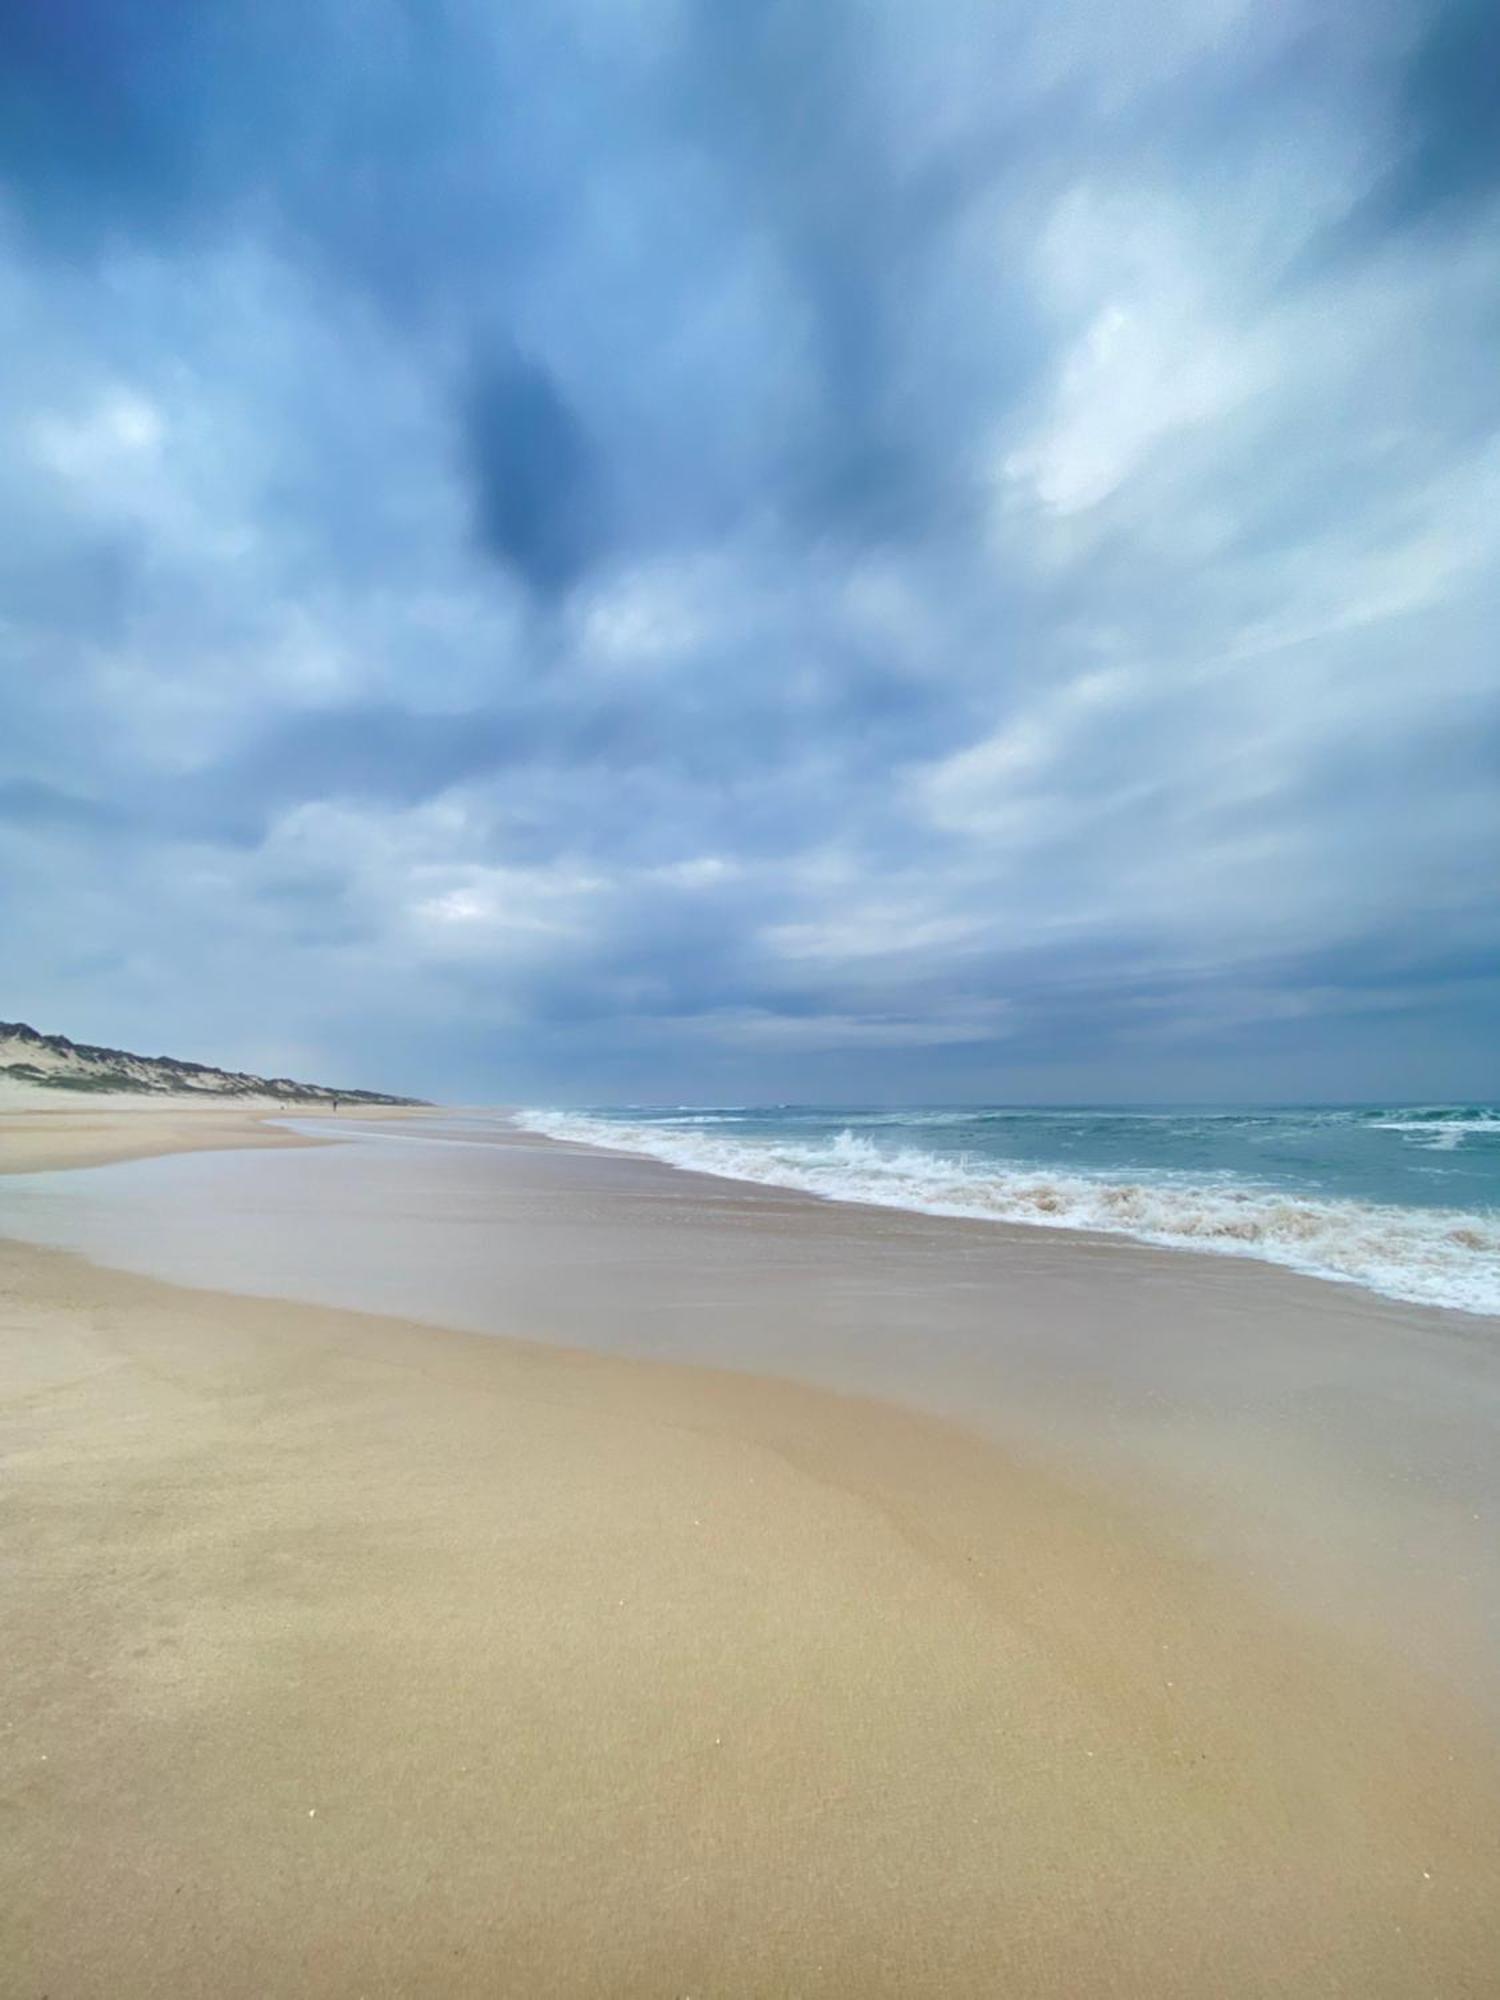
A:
520;1102;1500;1315
5;1113;1500;1711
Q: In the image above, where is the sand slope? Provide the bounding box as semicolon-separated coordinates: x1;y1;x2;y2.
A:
4;1197;1498;1994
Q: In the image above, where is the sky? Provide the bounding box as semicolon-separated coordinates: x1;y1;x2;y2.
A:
1;0;1497;1105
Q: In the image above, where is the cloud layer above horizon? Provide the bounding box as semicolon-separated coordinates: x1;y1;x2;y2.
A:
2;0;1496;1102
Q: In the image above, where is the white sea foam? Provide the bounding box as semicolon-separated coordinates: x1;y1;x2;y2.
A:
1369;1111;1500;1151
516;1110;1500;1317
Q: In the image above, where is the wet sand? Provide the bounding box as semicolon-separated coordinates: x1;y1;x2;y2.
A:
3;1108;1498;1995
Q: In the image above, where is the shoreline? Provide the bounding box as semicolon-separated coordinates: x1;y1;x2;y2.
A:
514;1105;1500;1320
4;1104;1500;1992
7;1107;1499;1667
0;1094;438;1176
9;1097;1494;1335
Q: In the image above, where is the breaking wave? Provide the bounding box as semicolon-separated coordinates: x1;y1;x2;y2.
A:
516;1109;1500;1317
1368;1108;1500;1151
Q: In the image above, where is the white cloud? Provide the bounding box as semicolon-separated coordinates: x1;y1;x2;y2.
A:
998;188;1266;517
573;559;717;669
30;387;165;474
913;669;1138;837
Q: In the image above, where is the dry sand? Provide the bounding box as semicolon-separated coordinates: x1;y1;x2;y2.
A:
0;1088;422;1174
3;1107;1498;1995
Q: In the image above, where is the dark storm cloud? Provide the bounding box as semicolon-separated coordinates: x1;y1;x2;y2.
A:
1;0;1497;1100
0;0;200;245
1306;0;1500;265
1374;0;1500;231
674;3;1044;544
464;350;605;594
0;779;123;832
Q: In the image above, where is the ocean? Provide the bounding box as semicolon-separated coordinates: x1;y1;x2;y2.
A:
517;1103;1500;1316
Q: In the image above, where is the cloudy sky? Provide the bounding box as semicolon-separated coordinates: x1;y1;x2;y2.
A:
2;0;1496;1104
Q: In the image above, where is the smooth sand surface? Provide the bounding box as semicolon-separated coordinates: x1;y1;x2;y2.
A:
12;1114;1498;1697
3;1109;1499;1995
0;1093;422;1174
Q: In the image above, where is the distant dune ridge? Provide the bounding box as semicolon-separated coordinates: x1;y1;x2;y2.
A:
0;1019;425;1106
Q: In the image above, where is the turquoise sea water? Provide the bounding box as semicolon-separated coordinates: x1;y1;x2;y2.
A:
518;1104;1500;1315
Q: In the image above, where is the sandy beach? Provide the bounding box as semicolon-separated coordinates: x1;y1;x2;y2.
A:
3;1106;1499;1996
12;0;1497;1987
0;1084;425;1174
